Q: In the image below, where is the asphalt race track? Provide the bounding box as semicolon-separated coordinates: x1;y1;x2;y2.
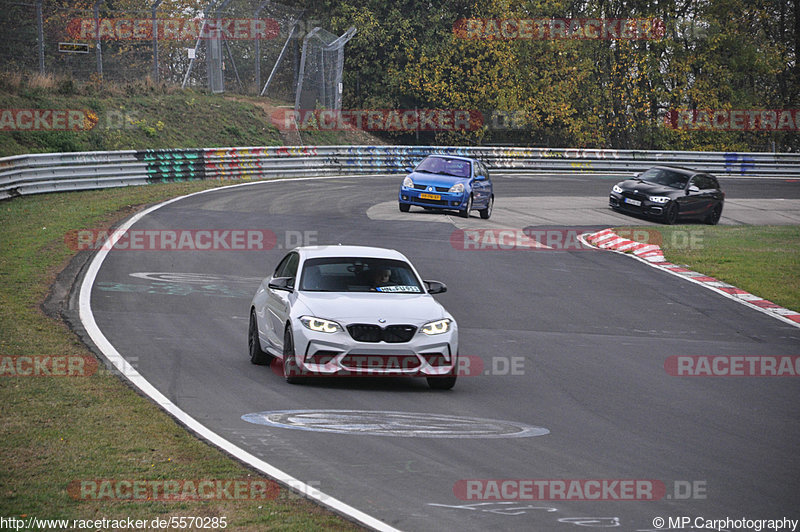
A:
82;174;800;531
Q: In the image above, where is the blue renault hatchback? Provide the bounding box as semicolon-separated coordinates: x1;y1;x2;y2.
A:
398;155;494;218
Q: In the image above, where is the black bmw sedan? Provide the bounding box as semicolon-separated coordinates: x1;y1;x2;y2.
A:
609;166;725;225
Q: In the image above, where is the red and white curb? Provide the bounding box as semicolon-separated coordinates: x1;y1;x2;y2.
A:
580;228;800;329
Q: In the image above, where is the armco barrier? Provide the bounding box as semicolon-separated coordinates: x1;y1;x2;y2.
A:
1;146;799;200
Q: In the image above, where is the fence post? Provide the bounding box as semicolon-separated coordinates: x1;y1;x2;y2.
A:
182;0;220;89
36;0;44;74
151;0;163;82
261;19;299;96
294;27;320;111
254;0;270;91
93;0;103;77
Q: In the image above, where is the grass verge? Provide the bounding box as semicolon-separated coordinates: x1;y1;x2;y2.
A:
0;86;283;157
0;180;363;531
615;225;800;312
0;73;388;157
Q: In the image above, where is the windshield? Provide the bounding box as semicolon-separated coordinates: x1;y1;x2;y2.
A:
638;168;689;189
300;257;424;293
415;156;471;178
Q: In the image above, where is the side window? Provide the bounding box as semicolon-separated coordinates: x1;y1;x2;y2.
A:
694;175;712;190
474;161;486;179
704;174;719;190
481;161;490;179
284;253;299;279
273;252;298;278
283;253;299;288
273;254;291;277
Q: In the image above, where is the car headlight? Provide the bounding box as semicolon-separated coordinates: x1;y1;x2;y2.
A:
402;176;414;188
612;184;623;193
448;183;465;194
649;196;670;204
421;318;451;335
300;316;342;333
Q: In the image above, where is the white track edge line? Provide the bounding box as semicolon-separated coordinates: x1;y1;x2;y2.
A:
78;175;402;532
577;231;800;330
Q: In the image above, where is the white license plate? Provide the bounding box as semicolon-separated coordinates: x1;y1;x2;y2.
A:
624;198;642;206
420;193;441;200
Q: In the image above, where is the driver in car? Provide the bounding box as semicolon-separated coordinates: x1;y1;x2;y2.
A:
370;268;392;289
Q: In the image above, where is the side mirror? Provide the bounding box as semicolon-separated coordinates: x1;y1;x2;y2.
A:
687;185;700;194
424;280;447;294
475;174;486;181
268;276;294;292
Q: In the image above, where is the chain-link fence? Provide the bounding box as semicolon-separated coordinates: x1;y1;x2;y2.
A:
0;0;353;106
180;0;303;94
295;26;356;112
1;1;184;83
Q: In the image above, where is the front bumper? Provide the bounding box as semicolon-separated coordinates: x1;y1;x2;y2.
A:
290;321;459;377
609;192;666;218
399;187;468;210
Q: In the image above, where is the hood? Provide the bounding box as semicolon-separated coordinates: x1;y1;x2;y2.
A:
409;171;467;188
295;291;447;324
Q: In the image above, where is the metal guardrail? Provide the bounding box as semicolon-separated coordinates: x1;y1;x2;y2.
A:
2;146;799;200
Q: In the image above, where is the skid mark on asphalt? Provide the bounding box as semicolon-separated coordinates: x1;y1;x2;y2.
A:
95;272;264;298
97;281;251;298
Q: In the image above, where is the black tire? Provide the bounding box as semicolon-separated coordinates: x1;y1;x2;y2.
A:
399;202;410;213
663;202;679;225
427;372;457;390
705;203;722;225
479;196;493;219
249;310;272;365
427;354;458;390
458;195;472;218
283;326;305;384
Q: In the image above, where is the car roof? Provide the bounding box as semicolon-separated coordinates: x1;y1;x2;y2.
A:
293;245;411;261
649;165;703;176
423;154;476;163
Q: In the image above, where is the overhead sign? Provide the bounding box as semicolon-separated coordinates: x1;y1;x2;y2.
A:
59;42;90;53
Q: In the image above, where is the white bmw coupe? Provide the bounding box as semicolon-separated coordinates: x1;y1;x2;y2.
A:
249;245;459;389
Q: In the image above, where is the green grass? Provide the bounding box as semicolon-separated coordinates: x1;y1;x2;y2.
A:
0;181;363;531
615;225;800;312
0;87;283;156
